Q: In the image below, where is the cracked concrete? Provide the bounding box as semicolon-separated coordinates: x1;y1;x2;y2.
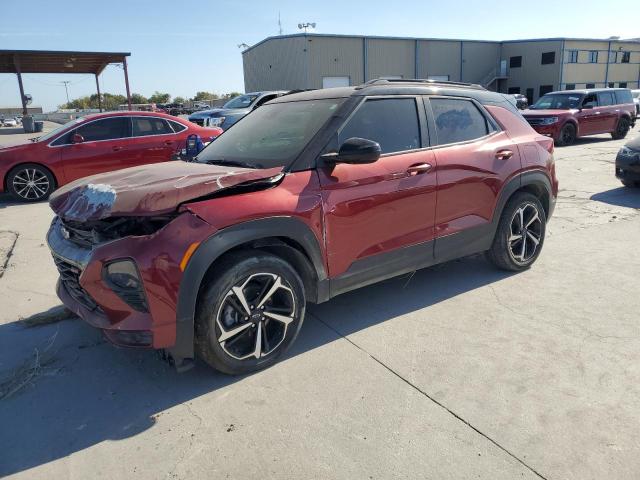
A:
0;127;640;479
0;230;18;278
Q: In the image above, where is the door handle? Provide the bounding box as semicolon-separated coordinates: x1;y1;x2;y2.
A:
164;140;174;145
112;146;123;151
406;163;432;175
495;149;513;160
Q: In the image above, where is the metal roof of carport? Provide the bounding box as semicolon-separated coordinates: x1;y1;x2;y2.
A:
0;50;130;74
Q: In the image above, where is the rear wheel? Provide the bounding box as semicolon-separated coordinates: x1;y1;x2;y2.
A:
195;251;306;375
555;123;576;147
487;192;547;271
6;164;55;202
611;118;630;140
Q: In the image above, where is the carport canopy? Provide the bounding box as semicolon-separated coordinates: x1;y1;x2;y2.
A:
0;49;132;114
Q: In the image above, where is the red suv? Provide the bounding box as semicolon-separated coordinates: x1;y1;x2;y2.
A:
523;88;636;146
0;111;222;202
46;80;558;374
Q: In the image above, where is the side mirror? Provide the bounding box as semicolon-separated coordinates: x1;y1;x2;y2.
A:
72;133;85;144
331;137;381;164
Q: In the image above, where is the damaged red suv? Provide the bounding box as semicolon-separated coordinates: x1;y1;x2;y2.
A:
47;80;558;374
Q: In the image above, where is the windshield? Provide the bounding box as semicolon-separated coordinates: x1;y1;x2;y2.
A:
37;117;85;142
197;98;344;169
531;94;583;110
632;91;640;99
223;94;260;109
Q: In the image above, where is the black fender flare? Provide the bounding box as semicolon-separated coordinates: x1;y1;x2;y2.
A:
491;171;553;230
169;216;327;362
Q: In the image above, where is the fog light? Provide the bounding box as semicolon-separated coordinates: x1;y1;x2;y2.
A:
104;260;149;312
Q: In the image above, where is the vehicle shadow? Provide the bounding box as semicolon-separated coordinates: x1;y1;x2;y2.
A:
591;186;640;209
0;127;25;136
0;254;514;476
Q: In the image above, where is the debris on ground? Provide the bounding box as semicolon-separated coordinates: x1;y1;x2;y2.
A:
20;305;76;328
0;231;19;278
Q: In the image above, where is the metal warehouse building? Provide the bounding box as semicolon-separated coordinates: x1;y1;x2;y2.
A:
242;34;640;103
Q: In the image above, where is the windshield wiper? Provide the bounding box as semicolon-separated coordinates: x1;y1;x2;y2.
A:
202;159;257;169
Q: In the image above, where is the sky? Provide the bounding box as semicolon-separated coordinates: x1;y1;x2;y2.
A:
1;0;638;111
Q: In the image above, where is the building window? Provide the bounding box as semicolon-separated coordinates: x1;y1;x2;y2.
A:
567;50;578;63
541;52;555;65
621;51;631;63
508;87;521;94
510;56;522;68
619;82;628;88
539;85;554;97
608;51;617;63
586;83;595;89
565;84;576;90
608;82;615;88
589;51;598;63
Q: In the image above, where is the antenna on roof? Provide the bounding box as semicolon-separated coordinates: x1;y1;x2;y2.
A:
278;11;283;35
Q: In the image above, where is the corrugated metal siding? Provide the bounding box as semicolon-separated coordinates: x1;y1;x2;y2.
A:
366;39;415;80
501;40;562;100
462;42;501;83
243;37;308;91
417;41;462;81
307;36;364;88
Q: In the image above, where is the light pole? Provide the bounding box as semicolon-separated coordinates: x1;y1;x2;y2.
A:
61;81;71;104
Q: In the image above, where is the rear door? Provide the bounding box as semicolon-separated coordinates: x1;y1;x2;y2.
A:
129;116;178;165
578;93;604;135
58;116;133;182
426;96;522;261
317;96;438;282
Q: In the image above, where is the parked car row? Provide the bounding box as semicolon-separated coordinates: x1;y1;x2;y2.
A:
1;116;21;127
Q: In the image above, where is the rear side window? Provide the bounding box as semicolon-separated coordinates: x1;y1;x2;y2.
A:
75;117;130;142
168;120;187;133
339;98;421;154
430;98;491;145
615;90;633;104
132;117;173;136
598;91;615;106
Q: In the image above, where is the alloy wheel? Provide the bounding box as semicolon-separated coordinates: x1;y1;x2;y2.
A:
215;273;296;361
11;168;50;200
507;203;543;264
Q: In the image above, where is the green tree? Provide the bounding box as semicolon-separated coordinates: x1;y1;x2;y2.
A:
192;91;219;101
60;92;126;110
222;91;243;99
173;96;186;104
130;93;148;104
148;91;171;104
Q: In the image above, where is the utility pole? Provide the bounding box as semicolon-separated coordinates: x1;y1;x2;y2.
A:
278;11;282;35
61;81;71;104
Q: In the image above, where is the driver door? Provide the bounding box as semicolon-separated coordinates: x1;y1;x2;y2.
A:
317;97;438;284
578;93;604;135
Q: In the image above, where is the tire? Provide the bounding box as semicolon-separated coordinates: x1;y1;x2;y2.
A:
486;192;547;272
555;123;576;147
611;118;630;140
621;179;638;188
195;251;306;375
6;163;56;202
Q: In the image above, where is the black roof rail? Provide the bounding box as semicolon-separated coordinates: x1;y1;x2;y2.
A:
357;78;486;91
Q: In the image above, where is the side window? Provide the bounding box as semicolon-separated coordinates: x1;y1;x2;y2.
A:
75;117;130;142
132;117;173;136
582;93;598;107
430;98;491;146
168;120;187;133
614;90;633;104
255;94;277;107
598;92;615;106
339;98;421;154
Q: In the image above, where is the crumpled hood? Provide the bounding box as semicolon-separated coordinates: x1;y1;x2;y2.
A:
49;161;284;222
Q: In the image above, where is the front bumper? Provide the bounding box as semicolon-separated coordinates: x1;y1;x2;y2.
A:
47;213;216;349
616;150;640;182
529;123;561;139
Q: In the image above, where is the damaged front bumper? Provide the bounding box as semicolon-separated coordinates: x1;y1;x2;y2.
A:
47;212;216;349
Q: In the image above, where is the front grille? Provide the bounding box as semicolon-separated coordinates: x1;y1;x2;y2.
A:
191;118;204;126
60;220;96;248
526;118;544;126
53;256;100;311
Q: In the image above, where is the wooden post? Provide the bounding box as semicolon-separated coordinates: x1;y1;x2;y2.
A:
13;55;27;116
95;74;103;112
122;57;132;110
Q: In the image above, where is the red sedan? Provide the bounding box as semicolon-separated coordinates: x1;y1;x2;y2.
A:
0;111;223;202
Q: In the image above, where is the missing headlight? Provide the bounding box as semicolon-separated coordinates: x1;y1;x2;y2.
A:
103;259;149;312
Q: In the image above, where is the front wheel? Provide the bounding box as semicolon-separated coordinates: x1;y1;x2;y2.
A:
195;251;306;375
611;118;630;140
555;123;576;147
621;179;638;188
486;192;547;271
7;164;55;202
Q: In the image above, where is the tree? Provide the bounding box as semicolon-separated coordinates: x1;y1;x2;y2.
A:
173;96;186;104
222;91;243;99
148;91;171;104
60;92;125;110
130;93;148;104
192;91;219;101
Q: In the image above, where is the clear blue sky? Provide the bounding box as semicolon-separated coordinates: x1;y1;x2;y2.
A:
1;0;637;111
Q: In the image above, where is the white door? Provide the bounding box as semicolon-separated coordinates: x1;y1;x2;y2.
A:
322;76;350;88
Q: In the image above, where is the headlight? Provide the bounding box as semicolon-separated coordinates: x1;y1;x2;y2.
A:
539;117;558;125
206;116;225;127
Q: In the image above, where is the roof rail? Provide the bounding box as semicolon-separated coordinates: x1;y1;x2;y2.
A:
357;78;486;90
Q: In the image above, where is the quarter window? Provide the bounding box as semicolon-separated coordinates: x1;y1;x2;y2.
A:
74;117;130;142
132;117;173;136
614;90;633;104
430;98;491;146
168;120;187;133
339;98;421;154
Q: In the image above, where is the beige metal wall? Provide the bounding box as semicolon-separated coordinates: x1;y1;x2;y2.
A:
500;40;562;100
306;36;364;89
416;40;461;81
462;41;501;83
365;38;415;80
243;36;308;92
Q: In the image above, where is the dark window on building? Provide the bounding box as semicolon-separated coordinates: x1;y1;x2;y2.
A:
525;88;534;105
339;98;421;154
598;91;615;106
132;117;173;136
586;83;595;89
589;51;598;63
510;56;522;68
429;98;492;146
621;51;631;63
74;117;130;142
619;82;628;88
614;90;633;104
541;52;555;65
567;50;578;63
539;85;554;97
608;82;615;88
508;87;521;94
565;84;576;90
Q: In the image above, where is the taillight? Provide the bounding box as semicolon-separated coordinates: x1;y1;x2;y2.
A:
535;136;554;155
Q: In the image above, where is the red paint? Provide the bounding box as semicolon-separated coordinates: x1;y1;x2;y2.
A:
0;111;222;193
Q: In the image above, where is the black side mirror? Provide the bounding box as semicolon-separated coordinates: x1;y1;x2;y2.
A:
331;137;381;164
72;133;85;143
